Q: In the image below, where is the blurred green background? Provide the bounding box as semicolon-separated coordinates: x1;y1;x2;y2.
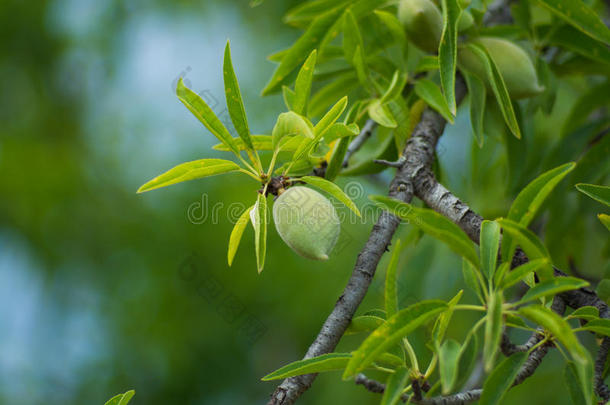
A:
0;0;608;404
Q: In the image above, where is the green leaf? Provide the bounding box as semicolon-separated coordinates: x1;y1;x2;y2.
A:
497;218;553;280
343;10;365;65
597;280;610;304
283;85;296;110
137;159;241;193
415;56;440;73
580;319;610;336
253;193;268;274
483;291;503;371
283;0;351;28
326;136;351;181
576;183;610;207
439;339;461;394
464;71;486;146
346;315;385;335
565;362;587;405
519;305;593;404
228;205;254;266
343;300;448;379
223;41;253;151
499;258;549;289
369;99;398;128
176;78;239;154
262;8;342;95
568;306;599;321
464;43;520;138
381;366;409;405
480;220;500;282
293;50;317;115
414;79;454;124
479;352;527;405
544;25;610;66
370;196;479;268
323;123;359;144
262;353;351;380
439;0;462;115
533;0;610;45
104;390;135;405
374;10;407;51
309;72;358;117
599;214;610;232
380;71;408;105
508;163;577;225
385;239;402;318
353;46;371;90
515;277;589;306
299;176;361;217
519;305;588;362
433;290;463;343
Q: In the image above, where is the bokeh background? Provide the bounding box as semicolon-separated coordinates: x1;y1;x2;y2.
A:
1;0;608;404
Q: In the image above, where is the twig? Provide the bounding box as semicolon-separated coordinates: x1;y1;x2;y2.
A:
266;80;467;405
596;338;610;403
342;119;377;167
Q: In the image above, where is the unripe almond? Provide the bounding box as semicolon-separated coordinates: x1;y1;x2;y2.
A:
458;37;544;99
273;186;340;260
398;0;443;53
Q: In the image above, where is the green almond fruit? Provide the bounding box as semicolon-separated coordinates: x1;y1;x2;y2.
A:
271;111;314;149
458;37;544;99
398;0;443;53
273;186;340;260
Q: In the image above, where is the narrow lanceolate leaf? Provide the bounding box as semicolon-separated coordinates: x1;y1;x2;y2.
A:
370;196;479;268
580;319;610;336
480;220;500;282
414;79;454;123
497;218;553;280
576;183;610;207
104;390;135;405
223;41;253;151
345;315;385;335
380;366;409;405
137;159;241;193
533;0;610;45
322;123;359;144
479;352;527;405
283;85;296;111
465;43;520;138
439;339;461;394
343;10;365;65
253;193;268;274
565;362;586;405
300;176;361;217
228;205;255;266
464;71;486;146
499;258;549;289
508;163;577;225
519;305;593;404
462;259;485;303
261;353;351;380
369;99;398;128
343;300;448;379
515;277;589;306
380;71;408;104
326;136;351;181
439;0;462;115
293;50;317;115
568;306;599;321
483;291;503;371
385;239;402;318
433;290;463;343
176;78;238;154
262;7;342;95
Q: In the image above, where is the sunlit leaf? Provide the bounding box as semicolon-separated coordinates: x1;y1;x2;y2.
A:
576;183;610;207
104;390;135;405
385;239;402;318
414;79;454;123
262;353;351;380
499;258;549;289
480;220;500;282
299;176;361;217
345;315;385;335
483;290;503;371
439;0;462;115
137;159;241;193
176;78;239;154
293;50;317;115
253;193;268;273
223;41;254;151
370;196;479;268
515;277;589;306
369;99;398;128
343;300;447;379
228;205;255;266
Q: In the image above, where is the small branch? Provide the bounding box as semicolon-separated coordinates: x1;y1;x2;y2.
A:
342;119;377;167
375;156;407;168
595;337;610;403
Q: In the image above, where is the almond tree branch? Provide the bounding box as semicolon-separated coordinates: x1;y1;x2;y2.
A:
343;119;377;167
266;81;467;405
